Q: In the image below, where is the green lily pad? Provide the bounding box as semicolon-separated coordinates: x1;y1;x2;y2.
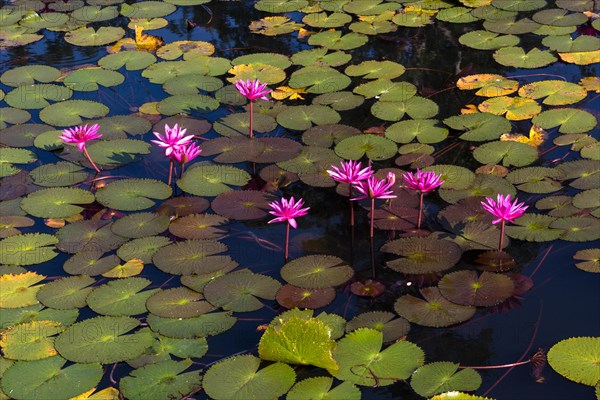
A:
121;1;176;18
20;188;94;218
0;123;53;147
65;26;125;46
71;5;119;21
289;66;351;94
444;112;512;141
259;316;338;370
312;91;365;111
519;80;587;106
287;378;361;400
255;0;308;12
0;215;34;239
19;11;69;30
459;30;520;50
157;94;220;115
231;53;291;69
532;108;597;134
163;74;224;95
0;272;45;308
437;6;480;23
291;48;352;67
557;160;600;189
354;79;416;100
491;0;547;11
277;146;341;174
63;250;119;277
111;212;170;238
0;320;63;361
535;195;579;218
573;189;600;210
478;96;542;120
506;167;564;193
94;115;152;139
386;119;449;144
117;236;171;264
39;100;109;126
542;35;600;53
56;220;126;254
411;362;482;397
308;30;369;50
277;105;341;130
276;285;336;309
204;270;281;312
86;277;159;316
335;134;397;161
54;316;153;363
550;217;600;242
381;237;462;274
120;359;201;400
0;65;60;87
331;328;425;386
146;286;213;318
371;96;439;121
438;270;515;307
142;60;209;84
0;26;43;47
0;148;36;178
178;165;251;196
281;255;353;289
532;8;588;26
29;162;89;187
4;84;73;109
96;178;171;211
168;213;227;239
394;287;476;327
213;112;276;137
548;337;600;386
581;142;600;161
36;275;96;310
303;12;352;28
504;214;563;241
345;311;410;343
203;355;296;400
0;356;102;400
302;124;361;147
493;47;557;68
473;140;538;167
147;311;236;338
573;248;600;273
85;138;151;167
483;17;540;34
0;107;31;129
63;67;124;92
98;50;157;71
345;60;405;80
157;40;214;60
392;11;433;27
211;190;272;221
152;239;236;275
423;165;475;190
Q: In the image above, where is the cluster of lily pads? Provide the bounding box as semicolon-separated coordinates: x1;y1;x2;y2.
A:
1;0;599;399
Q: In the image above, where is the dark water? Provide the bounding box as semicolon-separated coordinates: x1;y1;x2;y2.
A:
1;1;599;399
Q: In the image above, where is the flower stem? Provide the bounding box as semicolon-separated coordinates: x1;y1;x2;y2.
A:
417;192;424;229
370;197;375;238
167;159;173;186
180;162;185;179
459;360;531;370
285;222;290;261
499;220;505;251
348;184;354;226
249;101;254;139
82;146;100;173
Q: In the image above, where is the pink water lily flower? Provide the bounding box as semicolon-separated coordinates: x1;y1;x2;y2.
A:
402;169;444;229
59;123;102;173
234;79;271;101
481;194;528;251
268;196;310;260
481;194;528;225
170;142;201;165
402;169;444;193
353;172;397;201
151;124;194;157
327;160;374;226
59;123;102;151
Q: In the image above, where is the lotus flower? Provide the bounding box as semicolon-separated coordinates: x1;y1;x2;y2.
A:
402;169;444;229
327;160;374;226
353;172;397;237
234;79;271;138
151;123;194;157
59;123;102;173
481;194;528;251
170;142;201;165
268;196;310;260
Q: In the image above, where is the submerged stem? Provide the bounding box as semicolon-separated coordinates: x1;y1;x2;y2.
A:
82;145;100;173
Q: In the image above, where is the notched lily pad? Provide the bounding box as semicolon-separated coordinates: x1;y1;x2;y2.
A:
381;237;463;274
438;270;515;307
96;178;171;211
280;255;353;289
204;270;281;312
394;287;476;327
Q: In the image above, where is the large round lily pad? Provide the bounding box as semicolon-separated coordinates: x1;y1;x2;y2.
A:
39;100;109;126
381;237;462;274
287;378;360;400
210;190;272;220
548;337;600;386
86;277;159;316
96;178;172;211
204;270;281;312
146;287;213;318
0;272;46;308
438;270;515;307
20;188;94;218
280;255;353;289
177;165;251;196
36;275;95;310
169;213;228;239
394;287;476;327
410;362;482;398
65;26;125;46
335;134;397;161
152;239;236;275
473;140;538;167
345;311;410;343
111;212;170;238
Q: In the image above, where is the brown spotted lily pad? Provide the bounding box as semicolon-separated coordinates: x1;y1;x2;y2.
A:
438;270;515;307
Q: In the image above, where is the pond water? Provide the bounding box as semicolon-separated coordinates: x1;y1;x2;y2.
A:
0;1;599;399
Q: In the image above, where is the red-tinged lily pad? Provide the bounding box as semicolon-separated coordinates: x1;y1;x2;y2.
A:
350;280;385;297
211;190;272;220
200;136;264;163
156;196;210;218
381;237;463;274
394;287;476;327
276;284;336;309
438;270;515;307
169;213;228;239
345;311;410;343
373;203;419;231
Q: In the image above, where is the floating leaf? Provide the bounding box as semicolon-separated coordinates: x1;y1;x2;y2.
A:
277;105;341;130
559;50;600;66
548;337;600;386
291;48;352;67
120;359;201;400
96;179;171;211
102;258;145;278
0;320;63;360
5;84;73;109
0;65;60;87
410;362;482;397
506;167;563;193
147;311;236;338
573;249;600;273
63;68;124;92
312;91;365;111
280;255;353;289
180;265;238;293
394;287;476;327
438;270;515;306
381;237;463;274
85;139;150;167
29;162;88;187
535;195;579;218
259;316;338;370
519;80;587;105
54;316;153;363
178;165;251;196
63;250;121;276
36;275;95;310
203;355;296;400
550;216;600;242
308;30;369;50
444;112;512;142
169;213;228;239
0;356;102;400
39;100;109;126
120;1;176;18
249;16;304;35
346;311;410;343
210;190;271;221
491;0;547;12
458;30;519;50
473;140;538;167
110;212;170;238
98;51;157;71
456;74;519;97
157;94;219;115
255;0;308;12
478;96;541;120
287;378;361;400
0;148;36;178
0;233;58;266
302;124;361;147
146;287;213;318
493;47;557;68
86;277;159;316
331;328;425;386
386;119;449;144
345;60;405;80
483;17;540;34
152;239;235;275
557;160;600;189
56;220;126;254
65;26;125;46
276;285;336;309
504;214;563;241
204;270;281;312
335;134;397;161
142;60;209;84
371;96;439;122
289;66;351;94
0;215;34;239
